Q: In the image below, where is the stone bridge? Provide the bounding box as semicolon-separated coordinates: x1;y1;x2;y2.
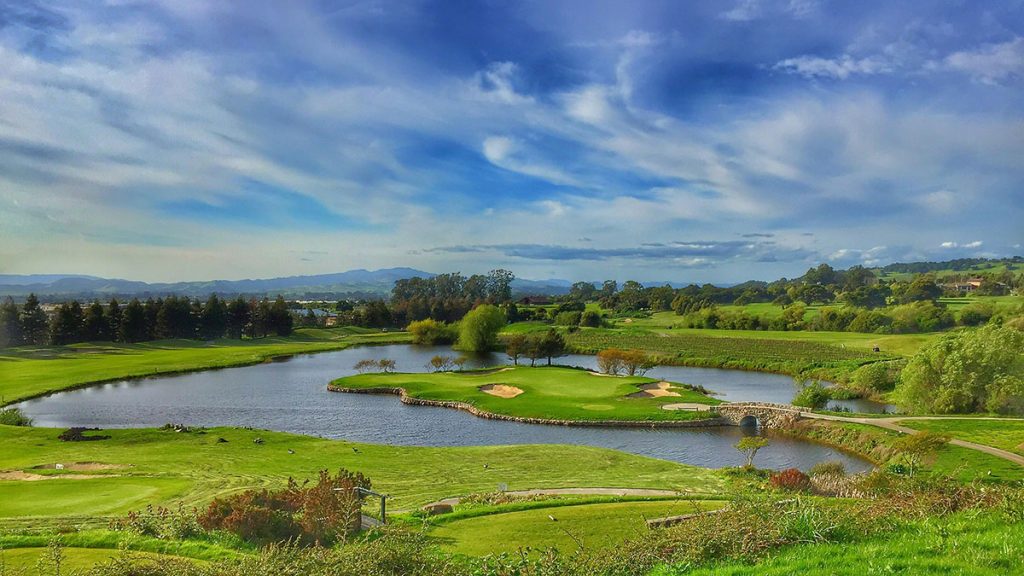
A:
714;402;804;430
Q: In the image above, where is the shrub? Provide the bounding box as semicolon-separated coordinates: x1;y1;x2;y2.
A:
0;407;32;426
198;469;370;546
406;319;457;345
580;310;602;327
792;381;830;409
809;460;846;477
111;504;202;540
770;468;811;492
57;427;110;442
595;348;657;376
850;361;899;392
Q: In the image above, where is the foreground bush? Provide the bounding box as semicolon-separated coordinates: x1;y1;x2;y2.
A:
197;469;370;545
0;406;32;426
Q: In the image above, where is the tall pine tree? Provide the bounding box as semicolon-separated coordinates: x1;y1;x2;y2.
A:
19;294;49;345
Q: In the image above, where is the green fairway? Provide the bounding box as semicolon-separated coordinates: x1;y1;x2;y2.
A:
676;511;1024;576
0;425;726;524
0;327;409;405
0;546;197;573
898;419;1024;455
429;499;725;556
332;366;720;423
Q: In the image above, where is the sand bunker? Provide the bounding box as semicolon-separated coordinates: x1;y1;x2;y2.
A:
32;462;126;471
479;384;524;398
0;471;113;481
661;403;714;411
628;381;681;398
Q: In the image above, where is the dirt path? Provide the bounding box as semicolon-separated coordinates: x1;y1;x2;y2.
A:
422;487;684;508
801;412;1024;467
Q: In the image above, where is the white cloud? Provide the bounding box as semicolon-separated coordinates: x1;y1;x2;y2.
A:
481;136;582;187
940;241;984;249
773;55;893;79
940;38;1024;85
721;0;762;22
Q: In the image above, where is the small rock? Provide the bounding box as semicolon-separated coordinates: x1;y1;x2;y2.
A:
287;449;295;454
253;437;264;445
217;437;229;443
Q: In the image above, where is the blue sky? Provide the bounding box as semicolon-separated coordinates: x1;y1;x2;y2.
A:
0;0;1022;283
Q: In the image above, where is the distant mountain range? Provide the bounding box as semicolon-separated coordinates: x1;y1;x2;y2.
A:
0;269;574;300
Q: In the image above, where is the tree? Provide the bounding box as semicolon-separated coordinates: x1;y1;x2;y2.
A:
580;310;602;328
569;281;596;302
49;301;84;345
119;299;148;343
899;276;942;303
597;348;625;375
505;333;527;366
106;299;123;341
538;329;567;366
268;296;293;336
457;304;506;353
792;380;829;409
19;294;49;345
199;294;228;340
895;325;1024;414
486;269;515;303
892;432;949;476
81;301;109;341
1;297;23;347
428;355;455;372
735;436;769;468
226;297;251;339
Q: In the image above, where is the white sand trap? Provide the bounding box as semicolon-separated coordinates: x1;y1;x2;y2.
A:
479;384;524;398
587;371;616;377
0;471;115;481
32;462;127;471
628;381;681;398
661;403;714;412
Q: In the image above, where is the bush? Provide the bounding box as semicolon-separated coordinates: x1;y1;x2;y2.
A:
792;381;830;409
406;319;457;345
0;407;32;426
809;460;846;477
57;427;110;442
595;348;656;376
580;310;602;327
553;311;582;326
198;469;370;546
850;361;899;393
770;468;811;492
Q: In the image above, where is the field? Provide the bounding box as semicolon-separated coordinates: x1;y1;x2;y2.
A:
428;499;725;556
0;425;726;526
559;327;891;378
0;328;409;405
332;366;720;422
898;419;1024;456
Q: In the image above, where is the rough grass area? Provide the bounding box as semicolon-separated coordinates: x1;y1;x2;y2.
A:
675;511;1024;576
429;500;726;556
898;419;1024;456
0;328;410;405
332;366;720;423
0;425;726;525
0;546;202;573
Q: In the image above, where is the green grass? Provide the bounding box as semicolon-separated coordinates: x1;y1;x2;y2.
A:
429;499;725;556
898;419;1024;456
332;366;720;422
0;425;726;524
0;328;410;405
673;510;1024;576
0;546;200;573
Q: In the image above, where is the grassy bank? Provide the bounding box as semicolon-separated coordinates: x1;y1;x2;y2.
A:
331;366;720;423
678;510;1024;576
0;425;726;524
0;328;410;405
780;419;1024;482
898;419;1024;456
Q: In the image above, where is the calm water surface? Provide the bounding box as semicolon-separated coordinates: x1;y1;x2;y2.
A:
17;345;874;472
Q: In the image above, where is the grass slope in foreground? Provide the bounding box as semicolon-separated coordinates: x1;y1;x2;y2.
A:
331;366;721;422
429;499;725;556
0;425;725;522
0;327;409;405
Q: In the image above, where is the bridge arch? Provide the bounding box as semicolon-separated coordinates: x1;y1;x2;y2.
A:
714;402;802;430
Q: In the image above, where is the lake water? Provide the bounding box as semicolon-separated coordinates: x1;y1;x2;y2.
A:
16;345;874;472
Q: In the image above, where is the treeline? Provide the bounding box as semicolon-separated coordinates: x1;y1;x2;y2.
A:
880;256;1022;275
0;293;293;347
389;269;515;323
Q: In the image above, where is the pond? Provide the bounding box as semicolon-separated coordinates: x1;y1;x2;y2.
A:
16;345;874;473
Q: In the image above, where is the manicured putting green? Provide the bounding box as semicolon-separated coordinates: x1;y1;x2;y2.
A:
333;366;720;422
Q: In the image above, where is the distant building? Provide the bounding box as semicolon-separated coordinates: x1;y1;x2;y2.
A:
518;296;552;305
945;278;984;293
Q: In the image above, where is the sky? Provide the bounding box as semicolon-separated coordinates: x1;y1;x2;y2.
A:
1;0;1022;284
